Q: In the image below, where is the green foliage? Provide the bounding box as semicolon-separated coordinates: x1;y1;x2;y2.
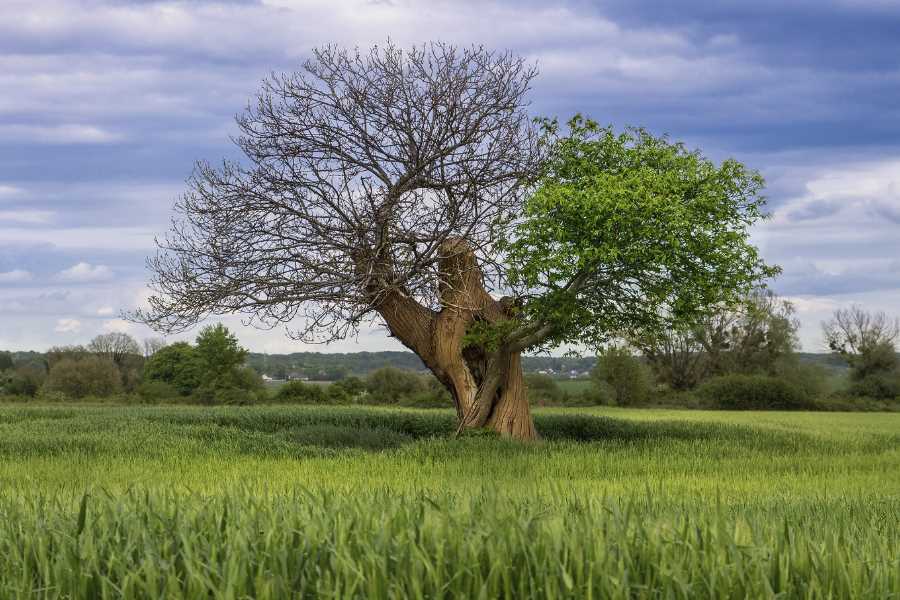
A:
134;380;180;403
848;372;900;400
848;340;898;381
590;346;653;406
44;357;122;399
274;381;330;404
504;116;777;350
0;351;13;371
364;367;450;407
142;342;204;395
523;373;564;405
195;324;249;380
0;364;45;397
697;374;817;410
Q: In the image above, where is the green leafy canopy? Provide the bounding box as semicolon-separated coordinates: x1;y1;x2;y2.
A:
500;115;779;351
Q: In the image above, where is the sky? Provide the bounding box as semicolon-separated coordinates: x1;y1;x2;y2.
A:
1;0;899;354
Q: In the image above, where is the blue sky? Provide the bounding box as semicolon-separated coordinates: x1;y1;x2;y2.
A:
1;0;899;353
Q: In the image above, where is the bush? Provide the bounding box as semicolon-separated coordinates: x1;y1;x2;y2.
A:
848;372;900;400
591;347;653;406
135;380;181;403
696;374;816;410
524;374;564;406
44;356;122;399
275;381;330;404
1;365;45;397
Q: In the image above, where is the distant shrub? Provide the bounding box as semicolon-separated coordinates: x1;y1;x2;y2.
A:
848;372;900;400
591;347;653;406
1;365;45;397
275;381;330;404
327;377;366;403
135;380;180;402
44;356;122;399
697;374;816;410
524;374;564;406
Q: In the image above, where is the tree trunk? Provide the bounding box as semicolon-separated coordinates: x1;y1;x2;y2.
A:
372;238;538;440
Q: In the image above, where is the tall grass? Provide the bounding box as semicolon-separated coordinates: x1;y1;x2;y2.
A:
0;404;897;598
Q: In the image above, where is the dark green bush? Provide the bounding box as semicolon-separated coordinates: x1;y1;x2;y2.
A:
848;372;900;400
697;374;816;410
274;381;330;404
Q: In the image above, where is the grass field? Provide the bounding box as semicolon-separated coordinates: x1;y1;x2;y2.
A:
0;404;897;598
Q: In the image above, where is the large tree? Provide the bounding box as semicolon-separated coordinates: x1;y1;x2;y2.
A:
136;42;775;439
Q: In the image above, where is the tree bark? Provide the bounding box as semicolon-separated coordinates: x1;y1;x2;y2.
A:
372;239;537;440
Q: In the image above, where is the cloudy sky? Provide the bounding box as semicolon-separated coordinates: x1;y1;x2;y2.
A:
1;0;899;353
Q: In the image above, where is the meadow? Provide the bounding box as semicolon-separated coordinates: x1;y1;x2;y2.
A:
0;404;897;598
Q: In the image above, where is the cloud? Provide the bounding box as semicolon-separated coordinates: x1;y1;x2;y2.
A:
96;306;115;316
101;318;132;333
0;269;32;282
0;124;123;145
57;262;114;282
0;209;53;224
54;318;81;333
0;184;23;198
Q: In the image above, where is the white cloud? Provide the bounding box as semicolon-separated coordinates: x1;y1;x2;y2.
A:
101;318;132;333
0;269;32;283
57;262;114;282
0;124;123;145
0;209;53;224
0;227;157;250
96;306;115;316
54;318;81;333
0;185;24;199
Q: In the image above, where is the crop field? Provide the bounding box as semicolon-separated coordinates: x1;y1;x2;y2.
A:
0;404;897;598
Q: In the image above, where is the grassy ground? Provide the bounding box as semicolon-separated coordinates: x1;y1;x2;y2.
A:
0;404;897;598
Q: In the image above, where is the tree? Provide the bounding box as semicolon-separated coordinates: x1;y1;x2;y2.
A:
631;289;798;389
142;342;204;396
823;306;899;374
88;332;142;366
143;337;167;358
695;288;799;377
194;324;248;381
134;42;775;439
44;356;122;399
591;346;653;406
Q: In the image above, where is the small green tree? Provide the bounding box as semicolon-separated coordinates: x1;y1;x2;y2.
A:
142;342;204;396
523;373;564;406
590;346;653;406
195;324;248;382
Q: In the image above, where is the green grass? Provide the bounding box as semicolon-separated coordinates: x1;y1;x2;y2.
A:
555;378;594;395
0;404;897;598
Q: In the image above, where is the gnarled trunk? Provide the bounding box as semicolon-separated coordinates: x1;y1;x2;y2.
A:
372;239;537;440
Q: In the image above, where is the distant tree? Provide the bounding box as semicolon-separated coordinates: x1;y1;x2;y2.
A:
143;337;167;358
0;351;13;371
823;306;899;375
44;356;122;399
195;324;248;381
629;326;707;391
134;42;775;439
45;345;89;369
88;332;142;366
631;289;798;389
591;346;653;406
142;342;204;396
696;289;799;377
